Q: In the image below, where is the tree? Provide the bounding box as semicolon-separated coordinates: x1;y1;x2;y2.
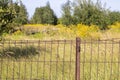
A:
108;11;120;25
13;0;28;25
61;0;74;25
73;0;110;29
31;2;57;25
0;0;16;35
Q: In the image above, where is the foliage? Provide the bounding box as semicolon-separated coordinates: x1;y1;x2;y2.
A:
0;0;28;37
13;0;28;25
72;24;100;39
3;23;102;40
108;11;120;25
55;24;75;39
31;2;57;25
0;46;39;59
73;0;110;30
109;22;120;32
61;0;74;25
2;22;120;40
0;0;15;36
59;0;120;29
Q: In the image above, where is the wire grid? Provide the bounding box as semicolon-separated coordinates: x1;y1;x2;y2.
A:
0;40;76;80
80;39;120;80
0;38;120;80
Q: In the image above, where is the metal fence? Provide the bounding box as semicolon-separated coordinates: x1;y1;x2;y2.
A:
80;38;120;80
0;38;120;80
0;39;76;80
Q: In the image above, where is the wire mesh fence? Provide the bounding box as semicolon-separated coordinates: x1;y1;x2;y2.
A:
0;40;76;80
80;39;120;80
0;38;120;80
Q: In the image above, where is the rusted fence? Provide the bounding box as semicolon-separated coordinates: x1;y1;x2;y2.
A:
80;38;120;80
0;38;120;80
0;39;76;80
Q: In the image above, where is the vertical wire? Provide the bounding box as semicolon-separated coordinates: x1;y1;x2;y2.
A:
62;40;66;80
3;41;6;80
97;40;100;80
0;43;1;80
104;40;107;80
43;41;46;79
83;40;86;80
69;40;72;80
18;40;22;80
6;40;10;79
90;39;93;80
30;42;34;79
1;41;4;79
55;40;59;80
110;40;114;80
118;41;120;80
37;40;40;78
12;40;16;79
24;40;28;79
49;41;52;80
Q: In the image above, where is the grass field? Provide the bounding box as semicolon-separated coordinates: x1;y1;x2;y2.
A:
2;22;120;40
0;23;120;80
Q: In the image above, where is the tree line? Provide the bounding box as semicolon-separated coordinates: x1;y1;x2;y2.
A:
1;0;120;36
60;0;120;29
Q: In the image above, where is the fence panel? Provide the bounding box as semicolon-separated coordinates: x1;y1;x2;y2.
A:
80;39;120;80
0;40;76;80
0;38;120;80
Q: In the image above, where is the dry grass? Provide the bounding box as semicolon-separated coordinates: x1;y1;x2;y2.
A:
0;39;120;80
0;23;120;79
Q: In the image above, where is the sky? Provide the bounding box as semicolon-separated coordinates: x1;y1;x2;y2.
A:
17;0;120;19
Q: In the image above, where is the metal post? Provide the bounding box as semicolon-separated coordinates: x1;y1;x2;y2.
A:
75;37;81;80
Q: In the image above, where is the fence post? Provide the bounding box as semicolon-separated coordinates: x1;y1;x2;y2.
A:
75;37;81;80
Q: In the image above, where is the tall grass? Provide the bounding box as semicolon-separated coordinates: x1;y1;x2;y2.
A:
0;39;120;80
0;23;120;79
0;40;76;80
2;23;120;40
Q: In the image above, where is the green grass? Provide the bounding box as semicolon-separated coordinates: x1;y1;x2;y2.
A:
0;40;120;80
